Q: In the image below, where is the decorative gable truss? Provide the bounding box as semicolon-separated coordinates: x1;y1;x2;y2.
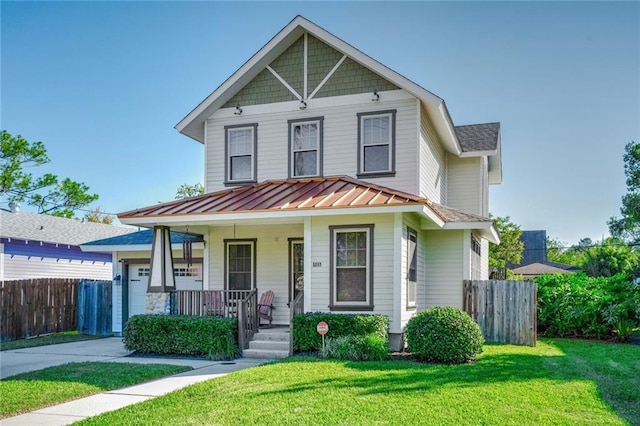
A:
223;34;399;109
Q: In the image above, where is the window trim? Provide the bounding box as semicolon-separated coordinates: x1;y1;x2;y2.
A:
288;116;324;178
224;123;258;186
471;235;482;280
329;224;374;311
356;110;396;178
224;239;257;291
406;227;417;310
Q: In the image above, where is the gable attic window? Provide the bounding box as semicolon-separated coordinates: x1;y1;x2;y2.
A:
225;123;258;185
357;110;396;177
288;117;323;178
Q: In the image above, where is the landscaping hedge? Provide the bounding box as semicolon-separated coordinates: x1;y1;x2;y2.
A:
292;312;388;351
321;334;389;361
536;272;640;340
123;315;239;360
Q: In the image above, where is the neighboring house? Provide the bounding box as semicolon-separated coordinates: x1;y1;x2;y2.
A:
117;15;502;349
509;230;579;278
0;204;134;281
80;230;204;334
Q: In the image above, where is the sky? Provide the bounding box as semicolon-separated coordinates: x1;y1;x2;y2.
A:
2;1;639;245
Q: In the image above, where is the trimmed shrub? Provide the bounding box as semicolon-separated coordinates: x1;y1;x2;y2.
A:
405;307;484;364
292;313;388;352
123;315;239;360
321;334;388;361
536;272;640;340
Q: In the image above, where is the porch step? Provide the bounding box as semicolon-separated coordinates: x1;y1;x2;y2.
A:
242;328;290;359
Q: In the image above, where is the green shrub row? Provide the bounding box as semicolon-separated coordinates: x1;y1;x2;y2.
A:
123;315;239;360
536;273;640;339
292;312;388;351
321;334;389;361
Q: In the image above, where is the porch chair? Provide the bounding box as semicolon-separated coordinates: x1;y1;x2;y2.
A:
258;290;275;328
204;291;224;316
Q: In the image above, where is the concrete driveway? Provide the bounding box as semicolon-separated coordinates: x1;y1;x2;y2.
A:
0;337;229;379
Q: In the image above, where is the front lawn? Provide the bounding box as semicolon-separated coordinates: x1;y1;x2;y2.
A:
0;362;191;418
0;331;103;351
79;339;639;425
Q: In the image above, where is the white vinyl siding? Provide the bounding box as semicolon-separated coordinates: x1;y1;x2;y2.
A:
1;254;112;280
208;224;303;326
419;105;447;203
446;155;483;216
206;91;418;195
422;230;465;310
480;237;490;280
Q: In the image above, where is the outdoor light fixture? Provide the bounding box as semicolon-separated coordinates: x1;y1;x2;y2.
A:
299;99;307;110
372;90;380;101
234;105;243;115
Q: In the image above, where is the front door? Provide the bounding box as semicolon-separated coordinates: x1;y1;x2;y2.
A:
290;240;304;302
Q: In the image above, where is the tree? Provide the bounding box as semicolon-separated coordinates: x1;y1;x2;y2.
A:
1;131;98;218
547;236;589;267
582;238;639;278
489;215;524;279
175;182;204;199
608;140;640;243
84;206;114;224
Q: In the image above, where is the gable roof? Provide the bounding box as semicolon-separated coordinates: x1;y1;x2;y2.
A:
118;176;499;243
175;15;462;155
511;262;574;276
455;122;502;184
0;209;135;246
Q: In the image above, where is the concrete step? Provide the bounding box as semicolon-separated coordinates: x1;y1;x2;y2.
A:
252;331;290;342
242;348;289;359
248;340;290;351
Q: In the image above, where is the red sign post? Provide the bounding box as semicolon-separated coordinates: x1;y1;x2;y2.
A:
317;321;329;351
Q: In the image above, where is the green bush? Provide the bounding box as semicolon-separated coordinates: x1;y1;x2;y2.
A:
292;313;388;351
405;307;484;364
321;334;388;361
536;272;640;340
123;315;239;360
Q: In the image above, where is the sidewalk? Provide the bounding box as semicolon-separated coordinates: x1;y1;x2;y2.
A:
1;339;270;425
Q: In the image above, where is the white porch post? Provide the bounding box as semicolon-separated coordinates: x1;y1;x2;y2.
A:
146;226;176;314
303;216;312;312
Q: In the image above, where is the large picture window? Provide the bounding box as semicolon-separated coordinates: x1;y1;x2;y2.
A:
289;117;323;178
225;124;257;184
225;240;256;291
357;110;396;176
407;228;417;309
330;225;374;310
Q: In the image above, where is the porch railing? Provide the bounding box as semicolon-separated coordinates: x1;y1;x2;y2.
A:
238;289;258;350
170;290;252;318
288;291;304;356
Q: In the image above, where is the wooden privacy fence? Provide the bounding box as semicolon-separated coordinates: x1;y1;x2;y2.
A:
463;280;537;346
77;280;112;336
0;278;78;341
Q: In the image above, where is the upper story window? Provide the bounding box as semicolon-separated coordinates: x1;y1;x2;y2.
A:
225;123;257;184
289;117;323;178
357;110;396;177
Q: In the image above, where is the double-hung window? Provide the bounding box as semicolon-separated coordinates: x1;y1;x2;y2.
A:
330;225;374;310
471;235;482;280
357;110;396;176
225;124;257;184
225;240;256;291
406;228;417;309
289;117;323;178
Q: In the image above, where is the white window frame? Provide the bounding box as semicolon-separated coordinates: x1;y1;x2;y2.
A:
406;228;417;309
225;124;257;184
357;110;396;176
329;225;374;310
471;235;482;280
288;117;323;178
225;240;256;291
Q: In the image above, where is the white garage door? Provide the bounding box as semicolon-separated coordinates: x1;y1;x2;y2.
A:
128;263;203;317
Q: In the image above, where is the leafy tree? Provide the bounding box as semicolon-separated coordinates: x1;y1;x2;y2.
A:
547;236;588;267
175;182;204;199
84;206;114;224
1;131;98;218
608;140;640;243
489;215;524;279
582;238;639;278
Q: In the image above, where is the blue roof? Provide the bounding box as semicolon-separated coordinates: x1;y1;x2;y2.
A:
82;229;202;246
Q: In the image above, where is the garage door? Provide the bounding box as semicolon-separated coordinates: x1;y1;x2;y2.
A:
128;263;203;317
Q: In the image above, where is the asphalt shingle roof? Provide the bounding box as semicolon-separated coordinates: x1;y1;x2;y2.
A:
455;122;500;152
1;209;135;246
83;229;202;246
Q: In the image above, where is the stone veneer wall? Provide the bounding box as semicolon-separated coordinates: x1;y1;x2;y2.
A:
145;293;170;314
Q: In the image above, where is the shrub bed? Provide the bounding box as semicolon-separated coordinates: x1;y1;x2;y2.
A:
405;306;484;364
123;315;239;360
536;272;640;340
321;334;388;361
292;313;388;351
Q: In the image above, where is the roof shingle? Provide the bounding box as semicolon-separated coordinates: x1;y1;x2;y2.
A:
455;122;500;152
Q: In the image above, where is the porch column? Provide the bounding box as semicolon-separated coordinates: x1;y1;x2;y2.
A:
146;226;176;314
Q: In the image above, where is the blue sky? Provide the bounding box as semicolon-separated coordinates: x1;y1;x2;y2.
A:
2;1;638;245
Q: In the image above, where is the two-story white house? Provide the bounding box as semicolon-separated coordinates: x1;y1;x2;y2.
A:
118;16;501;350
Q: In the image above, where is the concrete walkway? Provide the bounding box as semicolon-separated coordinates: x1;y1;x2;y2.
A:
1;338;270;425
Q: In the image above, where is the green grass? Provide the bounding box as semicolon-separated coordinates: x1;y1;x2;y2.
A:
78;339;640;425
0;331;103;351
0;362;191;418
